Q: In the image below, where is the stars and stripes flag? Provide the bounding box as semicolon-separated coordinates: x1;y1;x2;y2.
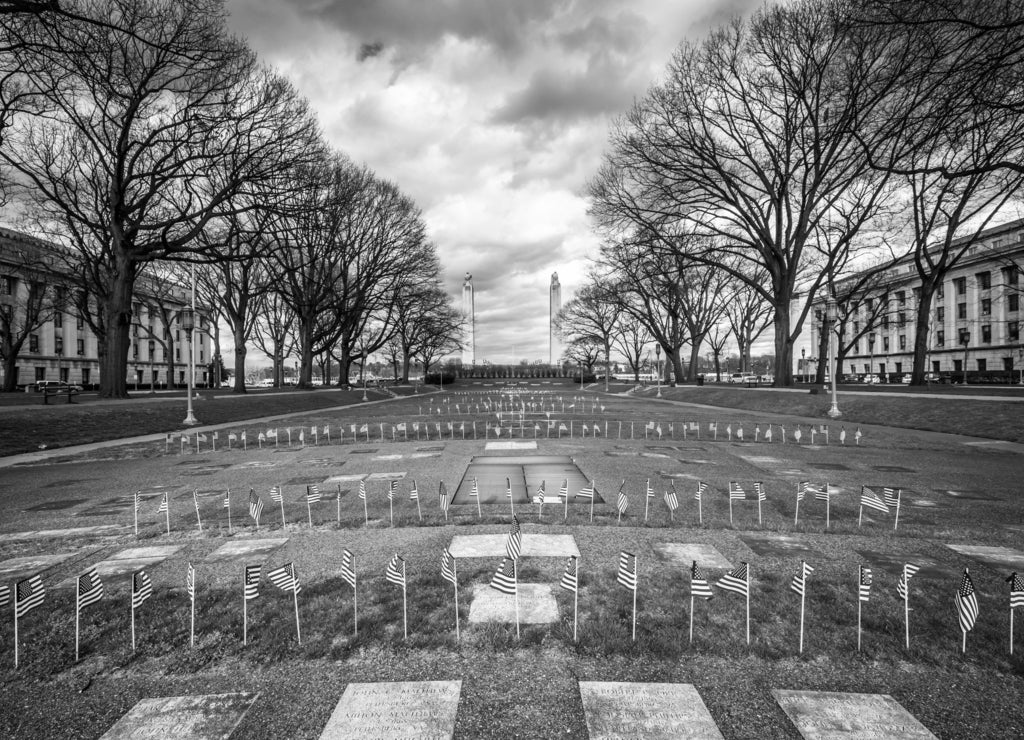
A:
223;489;230;509
267;563;301;595
15;574;45;617
754;482;766;501
729;482;746;500
470;478;479;497
790;561;814;597
1009;572;1024;609
157;492;168;513
186;562;196;600
409;480;419;501
77;568;104;610
577;481;595;499
358;480;367;500
883;487;900;507
814;483;831;502
860;486;889;513
307;485;321;504
645;479;655;500
716;562;749;597
690;561;713;600
244;564;261;600
0;583;8;608
559;479;569;500
955;568;979;633
616;483;628;514
695;481;707;501
616;551;637;591
385;554;406;588
441;547;457;586
505;516;523;560
533;481;546;504
897;563;920;600
269;485;283;503
439;481;449;512
859;566;872;602
341;549;356;588
388;481;397;501
134;490;141;511
797;481;810;502
248;489;264;523
490;557;517;594
559;557;578;593
664;485;679;512
131;570;153;609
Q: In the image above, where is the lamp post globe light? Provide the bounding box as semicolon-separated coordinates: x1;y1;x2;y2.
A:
826;295;841;418
180;307;198;425
867;332;875;383
801;347;806;383
655;344;662;398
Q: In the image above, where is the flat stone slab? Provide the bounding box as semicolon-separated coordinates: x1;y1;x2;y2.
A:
944;544;1024;570
467;583;559;624
448;533;580;559
59;545;182;588
579;682;723;739
856;549;956;579
206;539;289;563
485;441;538;450
365;472;407;481
319;681;461;740
652;543;732;569
739;533;817;557
324;474;368;484
0;552;78;580
100;692;258;739
773;689;936;739
109;546;181;560
2;525;128;540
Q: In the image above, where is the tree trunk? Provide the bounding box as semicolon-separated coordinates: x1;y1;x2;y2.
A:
773;303;793;387
2;351;19;392
669;347;685;384
297;321;314;388
401;349;411;382
98;262;135;398
687;339;703;382
815;323;829;385
910;282;936;385
232;323;248;393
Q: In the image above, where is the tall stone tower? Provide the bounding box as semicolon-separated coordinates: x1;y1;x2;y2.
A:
549;272;562;365
462;272;475;366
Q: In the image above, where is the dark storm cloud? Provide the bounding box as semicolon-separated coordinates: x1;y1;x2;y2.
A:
490;64;635;125
357;41;385;61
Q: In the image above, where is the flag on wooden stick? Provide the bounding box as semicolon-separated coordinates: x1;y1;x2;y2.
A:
441;547;459;640
616;481;628;523
186;562;196;648
716;562;751;644
75;568;103;661
561;556;579;642
248;488;264;530
505;516;522;560
242;564;260;645
130;570;152;651
897;563;920;649
955;568;979;652
439;481;450;520
341;549;357;635
689;560;712;644
386;554;408;639
617;552;638;640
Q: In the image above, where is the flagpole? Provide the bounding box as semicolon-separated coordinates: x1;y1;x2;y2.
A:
857;567;862;652
165;499;170;535
825;485;830;529
453;559;460;642
402;579;408;640
75;584;80;662
894;495;901;531
799;562;806;654
14;591;19;667
363;491;368;525
337;484;342;524
858;502;863;527
227;491;232;534
573;558;579;643
962;628;966;654
904;584;910;650
631;555;638;642
389;495;394;527
417;493;422;521
1010;604;1014;655
697;488;702;526
353;576;358;636
564;488;569;521
243;570;248;646
131;595;136;651
194;491;202;531
689;593;694;645
644;491;650;522
757;496;762;526
590;487;595;523
746;567;751;646
292;564;301;645
279;491;286;529
729;495;733;525
513;559;520;639
134;493;138;536
306;491;313;527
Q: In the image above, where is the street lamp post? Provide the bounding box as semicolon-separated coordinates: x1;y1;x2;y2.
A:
181;307;198;425
960;330;970;385
826;296;841;418
801;347;806;383
655;345;662;398
1018;345;1023;385
868;332;876;383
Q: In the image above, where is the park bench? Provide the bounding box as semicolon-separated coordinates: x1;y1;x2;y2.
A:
42;386;80;404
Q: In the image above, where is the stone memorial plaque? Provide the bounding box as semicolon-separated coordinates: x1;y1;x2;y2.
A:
739;533;817;558
410;452;441;458
772;689;936;739
855;549;955;579
945;544;1024;571
366;472;407;481
110;546;182;560
44;478;96;488
285;476;327;486
448;533;579;559
677;459;715;466
373;454;403;461
319;681;461;740
468;583;558;624
0;552;78;580
232;461;278;468
100;692;258;740
324;474;368;484
24;499;89;511
4;525;127;540
348;448;378;454
206;538;288;563
579;682;723;740
61;545;182;587
639;452;671;459
652;543;732;569
417;446;445;452
486;441;538;450
740;456;785;465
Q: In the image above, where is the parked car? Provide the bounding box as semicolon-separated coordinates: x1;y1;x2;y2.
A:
35;380;83;392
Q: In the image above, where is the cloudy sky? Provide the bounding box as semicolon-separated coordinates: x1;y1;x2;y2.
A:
226;0;758;366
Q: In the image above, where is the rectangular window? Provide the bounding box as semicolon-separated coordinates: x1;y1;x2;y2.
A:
936;330;944;347
132;343;138;358
954;359;963;372
0;304;11;323
897;311;905;326
35;366;45;381
982;324;991;343
54;336;63;354
957;302;967;319
977;358;987;371
898;335;906;350
981;298;991;315
76;315;84;329
54;312;63;328
176;348;181;361
977;271;991;289
882;314;889;329
955;277;966;295
896;291;906;306
932;360;941;373
1010;321;1020;341
937;306;945;322
1;275;13;294
29;334;39;353
82;368;90;385
76;338;84;356
883;336;890;351
937;282;944;298
1010;294;1020;312
1004;267;1019;286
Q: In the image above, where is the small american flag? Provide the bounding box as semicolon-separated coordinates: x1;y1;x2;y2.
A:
267;563;301;595
797;481;810;502
729;482;746;500
897;563;920;600
307;485;321;504
77;568;104;610
577;481;595;499
440;547;457;586
790;561;814;597
131;570;152;609
859;566;872;602
185;562;195;600
388;481;397;501
754;482;766;501
955;568;978;633
358;480;367;500
340;549;356;588
617;552;637;591
559;480;568;500
690;561;713;600
269;485;283;503
645;479;655;499
814;484;831;502
533;481;546;504
860;486;889;513
385;554;406;588
882;487;901;507
0;583;9;608
470;478;479;497
1008;572;1024;609
439;482;449;512
664;487;679;512
223;489;230;509
15;574;45;617
505;516;522;560
560;557;578;593
490;557;517;594
157;492;168;513
716;562;749;597
244;564;261;600
134;491;141;511
248;489;263;522
616;484;628;514
695;481;707;501
409;480;419;501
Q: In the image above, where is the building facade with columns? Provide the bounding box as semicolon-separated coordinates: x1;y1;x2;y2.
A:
0;227;212;390
797;217;1024;382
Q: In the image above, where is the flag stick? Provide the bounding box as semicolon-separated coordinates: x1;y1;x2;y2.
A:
644;492;650;522
131;598;136;651
363;492;368;525
353;577;358;635
292;564;301;645
573;558;579;643
402;582;408;640
904;589;910;650
75;587;80;662
858;503;863;527
697;492;703;526
227;492;232;534
278;491;286;529
631;556;638;642
857;567;862;652
337;484;342;524
306;493;313;527
194;492;202;531
794;494;800;526
243;571;248;646
13;596;18;667
453;560;460;641
799;578;806;654
190;577;196;649
745;569;751;645
729;496;733;525
618;421;621;438
513;559;520;639
416;494;422;521
825;486;830;529
564;490;569;521
589;491;594;523
757;497;762;526
134;493;138;536
389;496;394;526
1010;606;1014;655
894;496;901;531
689;593;694;645
165;501;170;535
961;629;966;654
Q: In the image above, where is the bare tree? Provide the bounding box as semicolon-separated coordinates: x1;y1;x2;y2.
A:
610;305;651;382
251;289;295;387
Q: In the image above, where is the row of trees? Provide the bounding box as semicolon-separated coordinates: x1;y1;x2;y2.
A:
0;0;460;396
586;0;1024;386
